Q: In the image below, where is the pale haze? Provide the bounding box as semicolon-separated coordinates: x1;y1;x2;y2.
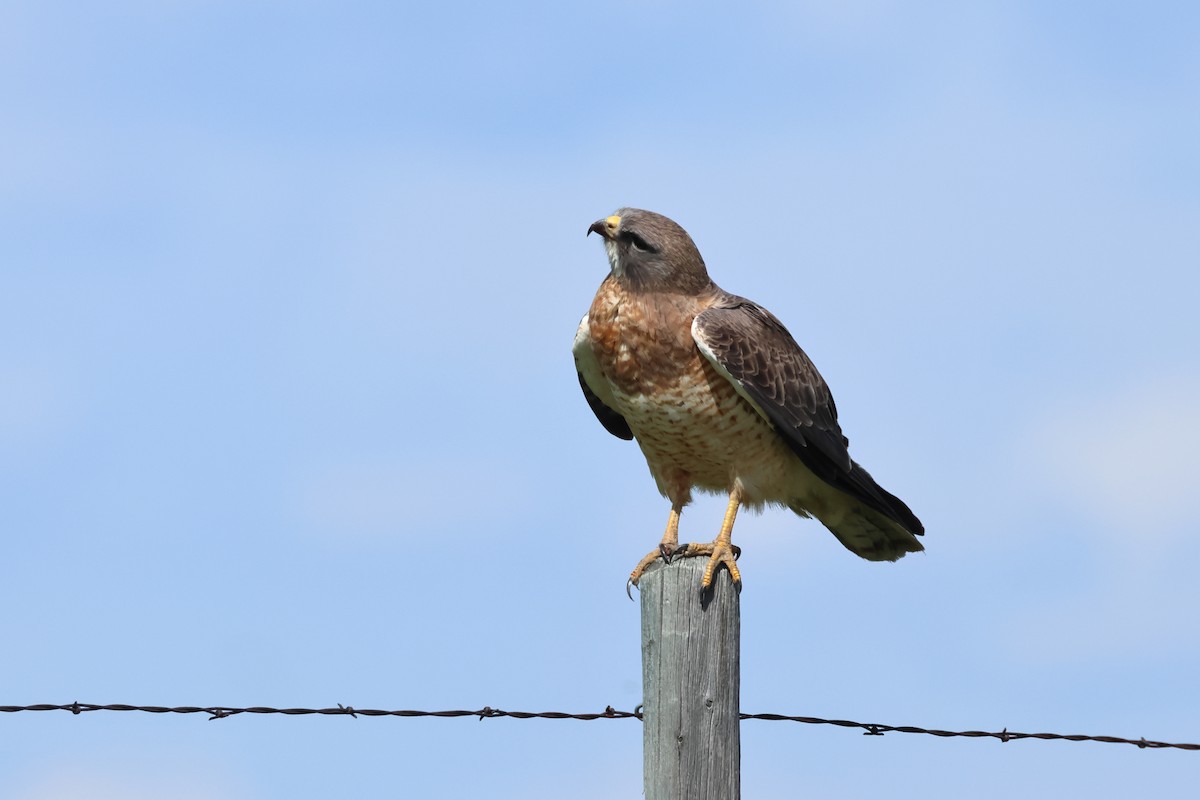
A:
2;2;1198;798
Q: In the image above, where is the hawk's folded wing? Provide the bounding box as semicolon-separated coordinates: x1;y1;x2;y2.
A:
693;298;923;536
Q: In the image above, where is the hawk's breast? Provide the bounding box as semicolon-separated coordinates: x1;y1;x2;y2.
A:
587;280;800;502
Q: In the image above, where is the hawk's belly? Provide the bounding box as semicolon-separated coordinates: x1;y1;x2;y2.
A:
609;359;802;506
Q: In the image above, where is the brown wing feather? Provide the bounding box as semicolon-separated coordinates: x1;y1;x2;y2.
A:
693;297;923;536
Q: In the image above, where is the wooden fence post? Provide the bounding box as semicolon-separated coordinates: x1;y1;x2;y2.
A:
640;557;741;799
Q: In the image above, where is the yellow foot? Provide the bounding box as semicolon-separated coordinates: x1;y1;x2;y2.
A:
627;543;682;598
627;540;742;597
677;540;743;589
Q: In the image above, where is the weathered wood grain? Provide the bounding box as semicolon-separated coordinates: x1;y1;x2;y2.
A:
640;557;741;800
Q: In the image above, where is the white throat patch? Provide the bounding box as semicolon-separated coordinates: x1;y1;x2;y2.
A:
604;239;624;277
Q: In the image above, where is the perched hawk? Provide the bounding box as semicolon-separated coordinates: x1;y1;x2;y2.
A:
573;209;924;590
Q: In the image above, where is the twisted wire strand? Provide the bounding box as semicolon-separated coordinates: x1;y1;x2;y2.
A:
2;703;1196;751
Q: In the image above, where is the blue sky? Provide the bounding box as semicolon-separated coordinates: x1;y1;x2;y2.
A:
2;1;1198;797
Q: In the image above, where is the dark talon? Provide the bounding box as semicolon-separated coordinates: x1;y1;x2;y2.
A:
626;578;636;600
658;543;675;564
732;545;742;560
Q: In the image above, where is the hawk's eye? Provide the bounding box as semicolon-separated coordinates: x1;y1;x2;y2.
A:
622;231;656;253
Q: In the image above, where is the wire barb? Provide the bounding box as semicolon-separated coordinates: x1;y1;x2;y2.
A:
0;703;1195;751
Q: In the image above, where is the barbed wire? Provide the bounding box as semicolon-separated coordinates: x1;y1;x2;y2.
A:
2;702;1196;751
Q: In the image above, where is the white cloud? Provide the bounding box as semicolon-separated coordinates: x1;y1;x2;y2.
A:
1000;374;1200;661
1024;374;1200;543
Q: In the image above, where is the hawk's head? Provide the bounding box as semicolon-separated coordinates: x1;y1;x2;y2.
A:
588;208;712;293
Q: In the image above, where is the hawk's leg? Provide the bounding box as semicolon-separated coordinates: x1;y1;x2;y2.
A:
679;488;743;589
628;504;682;589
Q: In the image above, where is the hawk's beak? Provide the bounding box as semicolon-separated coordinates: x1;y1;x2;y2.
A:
587;215;621;240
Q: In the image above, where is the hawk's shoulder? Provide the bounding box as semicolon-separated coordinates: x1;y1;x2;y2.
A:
692;295;850;469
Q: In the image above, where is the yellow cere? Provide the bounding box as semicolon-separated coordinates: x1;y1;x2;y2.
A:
605;215;622;231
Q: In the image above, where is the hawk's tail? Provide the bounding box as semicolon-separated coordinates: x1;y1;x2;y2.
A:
790;463;925;562
852;462;925;537
793;500;925;562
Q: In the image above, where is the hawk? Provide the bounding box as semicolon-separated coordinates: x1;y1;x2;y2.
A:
573;209;924;590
